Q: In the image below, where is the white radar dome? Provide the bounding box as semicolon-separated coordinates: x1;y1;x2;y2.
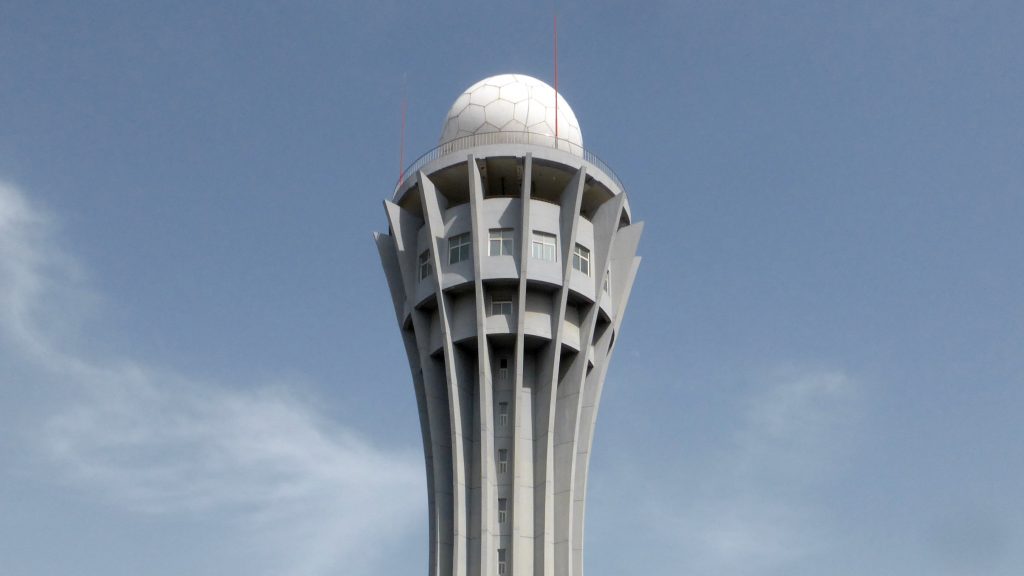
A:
439;74;583;149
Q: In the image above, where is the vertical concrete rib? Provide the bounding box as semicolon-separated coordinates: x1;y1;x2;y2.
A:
537;166;587;576
375;231;439;576
608;223;644;334
569;220;643;576
380;199;454;576
565;195;628;576
467;156;494;576
419;171;470;576
553;193;626;576
511;154;533;575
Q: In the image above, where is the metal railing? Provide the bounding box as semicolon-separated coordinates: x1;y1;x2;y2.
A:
395;131;626;196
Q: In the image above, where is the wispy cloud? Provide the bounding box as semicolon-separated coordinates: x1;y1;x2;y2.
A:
626;367;861;575
0;181;424;576
704;369;857;564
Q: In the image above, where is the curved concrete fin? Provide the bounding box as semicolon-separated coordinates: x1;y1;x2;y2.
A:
374;232;407;328
468;154;494;576
609;221;644;332
554;192;626;576
419;170;470;576
535;164;588;576
511;154;533;575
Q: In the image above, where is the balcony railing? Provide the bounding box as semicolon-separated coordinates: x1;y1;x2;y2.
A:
395;131;626;197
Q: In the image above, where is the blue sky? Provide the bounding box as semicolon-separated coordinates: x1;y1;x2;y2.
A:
1;1;1022;575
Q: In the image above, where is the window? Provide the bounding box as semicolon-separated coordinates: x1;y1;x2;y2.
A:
572;244;591;276
449;232;472;264
489;228;514;256
490;300;513;317
497;449;508;474
418;250;432;281
497;401;509;429
531;231;557;262
498;498;508;524
603;270;610;293
497;358;509;384
497;548;507;575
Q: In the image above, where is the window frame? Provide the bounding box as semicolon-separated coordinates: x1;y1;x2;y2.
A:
498;497;508;524
490;299;514;317
448;232;472;265
497;401;509;429
496;358;509;384
497;448;508;474
572;243;591;276
488;228;515;257
418;249;432;281
497;548;507;576
531;231;557;262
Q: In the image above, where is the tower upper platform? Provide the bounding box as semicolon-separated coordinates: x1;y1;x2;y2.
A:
439;74;583;149
396;75;625;208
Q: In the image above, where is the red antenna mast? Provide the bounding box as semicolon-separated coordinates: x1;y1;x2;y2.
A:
398;74;407;187
553;10;559;142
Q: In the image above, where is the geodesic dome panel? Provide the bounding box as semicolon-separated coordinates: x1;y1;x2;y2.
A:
438;74;583;148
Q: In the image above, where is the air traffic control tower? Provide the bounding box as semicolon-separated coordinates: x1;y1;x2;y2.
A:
375;74;642;576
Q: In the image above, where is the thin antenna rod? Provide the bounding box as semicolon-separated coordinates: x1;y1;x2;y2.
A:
398;74;407;187
553;11;559;142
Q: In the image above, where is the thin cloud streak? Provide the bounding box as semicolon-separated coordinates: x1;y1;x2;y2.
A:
0;181;424;576
708;370;857;565
632;368;860;576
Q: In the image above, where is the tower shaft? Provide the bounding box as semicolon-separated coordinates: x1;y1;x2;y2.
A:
377;144;641;576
